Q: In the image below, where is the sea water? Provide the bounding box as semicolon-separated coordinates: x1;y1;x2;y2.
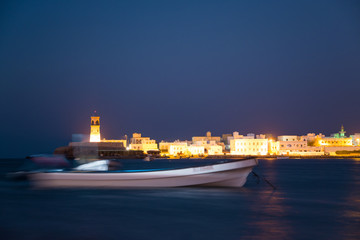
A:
0;158;359;240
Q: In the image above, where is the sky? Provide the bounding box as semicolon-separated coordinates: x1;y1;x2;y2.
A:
1;0;360;157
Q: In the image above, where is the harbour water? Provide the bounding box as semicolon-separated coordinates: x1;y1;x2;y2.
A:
0;158;359;240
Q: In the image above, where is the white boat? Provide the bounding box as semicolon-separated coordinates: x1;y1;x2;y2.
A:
29;158;258;188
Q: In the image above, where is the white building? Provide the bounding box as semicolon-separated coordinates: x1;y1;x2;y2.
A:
188;145;205;156
129;133;158;153
268;139;280;155
351;133;360;146
192;140;223;155
277;135;323;156
159;141;172;153
230;133;269;156
206;144;223;155
169;142;188;156
159;139;222;157
159;140;190;154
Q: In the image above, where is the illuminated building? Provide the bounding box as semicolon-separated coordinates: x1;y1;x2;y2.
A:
230;133;269;156
129;133;158;153
318;126;352;147
89;112;127;147
160;140;221;157
192;140;223;155
169;142;188;156
268;139;280;155
351;133;360;146
278;136;298;142
159;141;172;154
205;142;223;155
101;138;127;148
165;141;205;157
313;126;360;155
160;140;192;156
278;135;323;156
61;113;131;160
90;112;100;142
188;144;205;156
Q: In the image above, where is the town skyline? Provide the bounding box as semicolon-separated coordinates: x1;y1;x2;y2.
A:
85;111;358;142
59;113;359;159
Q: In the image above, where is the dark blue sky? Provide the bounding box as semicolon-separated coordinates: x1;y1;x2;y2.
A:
1;0;360;157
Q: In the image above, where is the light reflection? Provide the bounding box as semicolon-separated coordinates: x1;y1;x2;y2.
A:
245;167;294;239
342;159;360;240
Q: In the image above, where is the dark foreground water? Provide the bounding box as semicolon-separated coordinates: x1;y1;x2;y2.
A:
0;158;359;240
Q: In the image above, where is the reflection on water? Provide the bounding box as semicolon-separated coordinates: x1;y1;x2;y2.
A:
342;160;360;240
247;164;293;240
0;159;359;240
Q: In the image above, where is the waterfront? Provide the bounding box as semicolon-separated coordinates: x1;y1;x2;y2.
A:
0;158;360;240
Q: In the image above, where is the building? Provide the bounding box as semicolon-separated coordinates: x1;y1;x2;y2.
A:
162;141;206;157
61;113;134;160
315;126;352;147
89;111;127;147
90;113;100;142
159;139;221;157
192;131;221;143
101;138;127;147
159;141;172;155
221;134;233;146
351;133;360;146
159;140;192;156
278;135;298;142
277;135;323;156
129;133;158;153
230;133;269;156
188;144;205;156
315;126;360;155
205;142;223;155
191;140;223;155
169;142;189;156
268;139;280;155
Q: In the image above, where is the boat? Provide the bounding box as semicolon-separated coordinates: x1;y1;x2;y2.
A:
7;154;74;180
28;158;258;188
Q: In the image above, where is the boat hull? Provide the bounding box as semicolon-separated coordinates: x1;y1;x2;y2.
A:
29;158;258;188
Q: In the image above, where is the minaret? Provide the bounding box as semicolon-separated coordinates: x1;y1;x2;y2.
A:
339;124;346;138
90;111;101;142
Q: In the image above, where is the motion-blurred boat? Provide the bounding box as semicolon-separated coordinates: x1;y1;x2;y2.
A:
29;158;258;188
7;154;73;180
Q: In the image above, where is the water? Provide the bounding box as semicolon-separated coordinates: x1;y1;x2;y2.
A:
0;158;359;240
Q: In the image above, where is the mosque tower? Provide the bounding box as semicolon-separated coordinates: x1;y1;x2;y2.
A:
90;111;101;142
339;124;346;138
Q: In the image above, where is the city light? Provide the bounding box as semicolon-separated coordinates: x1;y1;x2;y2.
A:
85;113;360;158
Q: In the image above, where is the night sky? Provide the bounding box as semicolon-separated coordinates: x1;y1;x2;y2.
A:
1;0;360;157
